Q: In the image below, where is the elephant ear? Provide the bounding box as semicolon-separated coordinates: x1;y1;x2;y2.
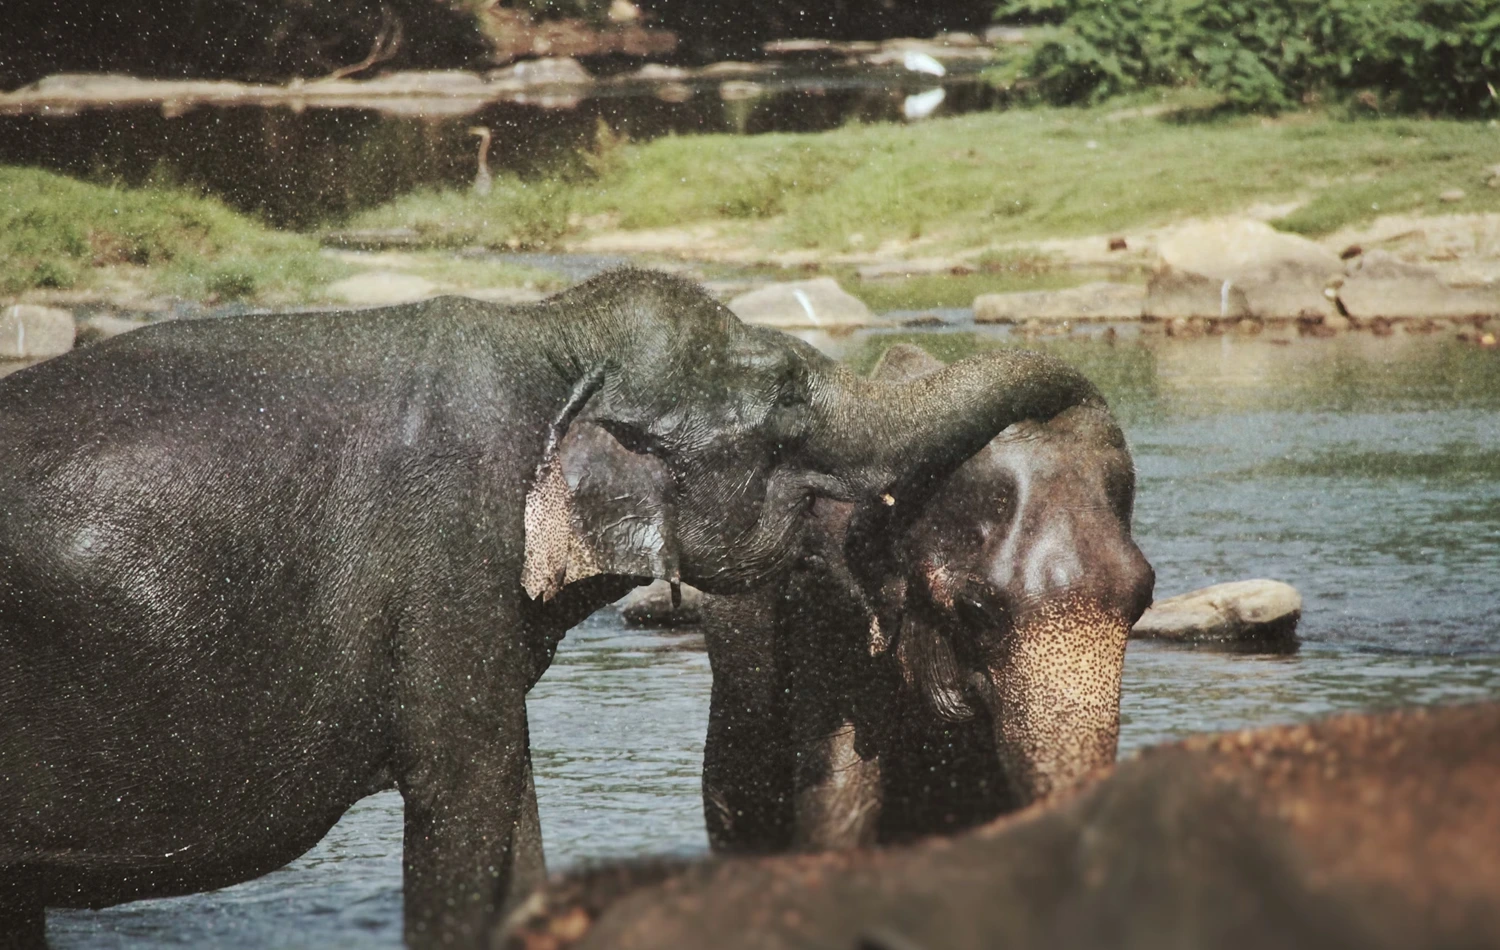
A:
522;369;680;602
894;610;975;723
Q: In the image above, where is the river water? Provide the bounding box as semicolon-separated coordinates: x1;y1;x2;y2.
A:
44;327;1500;947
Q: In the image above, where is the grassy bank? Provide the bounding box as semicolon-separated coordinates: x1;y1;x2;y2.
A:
349;94;1500;255
0;167;347;301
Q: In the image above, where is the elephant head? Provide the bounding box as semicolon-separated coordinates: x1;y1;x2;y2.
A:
521;271;1102;607
846;344;1153;806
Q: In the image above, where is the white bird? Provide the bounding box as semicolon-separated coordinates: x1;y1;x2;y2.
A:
903;87;946;120
468;125;492;197
902;50;946;77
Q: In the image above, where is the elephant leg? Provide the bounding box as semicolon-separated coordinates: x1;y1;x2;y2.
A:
701;592;793;853
0;869;45;950
505;752;546;916
400;727;528;948
396;603;537;950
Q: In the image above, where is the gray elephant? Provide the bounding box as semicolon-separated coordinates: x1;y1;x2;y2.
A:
0;271;1101;948
701;343;1154;852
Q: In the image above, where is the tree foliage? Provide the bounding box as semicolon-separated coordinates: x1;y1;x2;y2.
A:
996;0;1500;115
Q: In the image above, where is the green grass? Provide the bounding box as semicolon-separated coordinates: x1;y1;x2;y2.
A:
341;178;575;251
0;166;347;300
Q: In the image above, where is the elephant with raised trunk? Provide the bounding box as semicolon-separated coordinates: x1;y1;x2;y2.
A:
702;343;1154;852
0;272;1100;948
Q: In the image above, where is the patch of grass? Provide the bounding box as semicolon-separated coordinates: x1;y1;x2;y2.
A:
524;97;1500;249
341;93;1500;255
342;177;574;250
0;166;347;301
847;269;1086;311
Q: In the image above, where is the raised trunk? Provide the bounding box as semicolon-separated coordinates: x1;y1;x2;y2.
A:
811;350;1105;505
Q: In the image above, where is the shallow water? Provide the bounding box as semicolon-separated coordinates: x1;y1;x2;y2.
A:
46;329;1500;947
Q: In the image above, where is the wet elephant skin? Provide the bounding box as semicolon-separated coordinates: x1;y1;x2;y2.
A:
502;701;1500;950
701;343;1154;853
0;271;1106;948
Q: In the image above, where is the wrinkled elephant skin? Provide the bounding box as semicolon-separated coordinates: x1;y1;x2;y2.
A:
0;272;1103;948
701;343;1153;852
502;702;1500;950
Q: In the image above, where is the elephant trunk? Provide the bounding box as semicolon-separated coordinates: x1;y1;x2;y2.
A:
981;597;1128;805
812;350;1105;504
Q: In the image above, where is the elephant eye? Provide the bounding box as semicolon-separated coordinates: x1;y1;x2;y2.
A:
774;384;807;408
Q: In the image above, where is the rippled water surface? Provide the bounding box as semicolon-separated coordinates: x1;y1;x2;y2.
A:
48;330;1500;947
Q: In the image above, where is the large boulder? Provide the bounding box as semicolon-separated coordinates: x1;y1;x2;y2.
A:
1337;250;1500;320
74;313;147;346
973;281;1144;323
500;702;1500;950
1146;219;1342;320
1132;579;1301;652
617;580;703;628
726;278;875;330
326;271;436;306
0;304;76;359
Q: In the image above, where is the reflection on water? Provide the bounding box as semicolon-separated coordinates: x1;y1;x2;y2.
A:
46;329;1500;947
0;72;1001;229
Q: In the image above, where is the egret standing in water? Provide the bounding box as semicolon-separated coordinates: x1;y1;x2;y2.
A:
468;125;492;197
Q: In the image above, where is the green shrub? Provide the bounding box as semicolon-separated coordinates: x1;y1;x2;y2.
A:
996;0;1500;115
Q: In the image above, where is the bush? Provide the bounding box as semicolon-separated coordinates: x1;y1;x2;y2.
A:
996;0;1500;115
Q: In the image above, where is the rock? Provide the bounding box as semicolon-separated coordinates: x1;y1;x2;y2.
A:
718;80;762;101
0;304;76;359
1151;219;1342;320
488;57;593;87
630;63;691;81
1144;266;1251;320
500;702;1500;950
327;271;436;306
1338;250;1500;320
1132;579;1301;652
1440;189;1466;203
75;313;146;345
973;282;1144;323
984;25;1031;45
727;277;875;329
618;580;703;628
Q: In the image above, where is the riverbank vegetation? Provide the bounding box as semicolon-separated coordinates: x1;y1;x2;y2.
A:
0;167;347;300
995;0;1500;116
349;93;1500;253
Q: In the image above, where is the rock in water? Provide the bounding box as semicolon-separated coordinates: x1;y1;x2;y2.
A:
0;304;76;359
1132;579;1301;652
727;278;876;330
618;580;703;627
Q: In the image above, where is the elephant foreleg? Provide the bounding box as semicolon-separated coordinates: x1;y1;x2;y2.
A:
0;868;46;950
701;591;794;853
506;753;546;915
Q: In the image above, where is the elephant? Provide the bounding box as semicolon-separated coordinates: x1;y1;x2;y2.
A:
501;701;1500;950
700;342;1154;853
0;270;1104;948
